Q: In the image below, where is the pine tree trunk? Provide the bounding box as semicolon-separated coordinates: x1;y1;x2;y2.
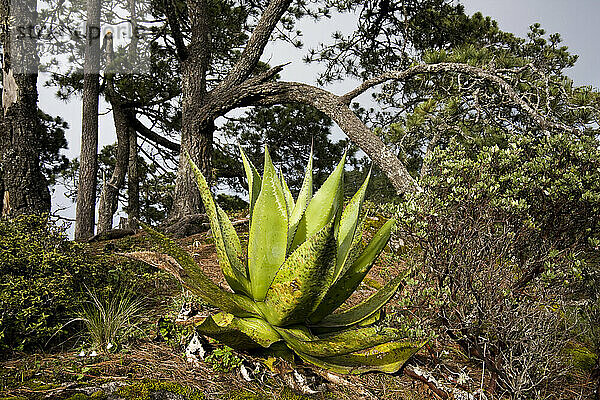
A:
97;32;130;233
170;81;213;220
124;0;140;229
0;174;4;216
126;128;140;227
0;0;50;217
74;0;101;240
168;3;212;221
97;105;130;233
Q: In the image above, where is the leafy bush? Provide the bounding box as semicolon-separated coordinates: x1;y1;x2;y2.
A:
396;132;600;397
0;215;153;353
205;345;242;372
215;193;248;212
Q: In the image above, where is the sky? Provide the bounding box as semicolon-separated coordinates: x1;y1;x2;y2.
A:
460;0;600;88
41;0;600;233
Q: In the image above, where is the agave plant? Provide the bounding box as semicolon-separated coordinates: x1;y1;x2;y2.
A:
136;147;422;374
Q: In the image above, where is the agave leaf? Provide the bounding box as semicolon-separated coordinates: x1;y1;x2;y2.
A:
217;205;251;294
337;214;367;280
309;218;395;323
279;169;294;218
239;144;262;216
296;340;424;374
140;223;258;318
122;251;185;281
248;147;289;301
277;326;406;357
312;310;386;335
217;206;243;256
335;169;371;278
357;308;385;327
294;352;356;374
287;150;313;251
348;218;395;280
258;218;337;326
187;154;249;295
196;312;282;349
313;271;406;329
290;151;345;252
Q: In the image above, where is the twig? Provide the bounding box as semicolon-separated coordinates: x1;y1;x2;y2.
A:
404;366;449;399
314;370;378;399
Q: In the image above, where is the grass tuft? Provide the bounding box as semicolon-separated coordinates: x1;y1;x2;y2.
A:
75;288;145;352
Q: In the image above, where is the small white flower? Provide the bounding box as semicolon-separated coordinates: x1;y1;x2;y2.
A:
78;350;86;357
457;371;469;385
106;342;114;350
90;350;98;357
240;364;252;382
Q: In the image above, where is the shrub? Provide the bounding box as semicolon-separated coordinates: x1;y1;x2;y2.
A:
0;215;152;353
205;345;242;372
396;132;600;397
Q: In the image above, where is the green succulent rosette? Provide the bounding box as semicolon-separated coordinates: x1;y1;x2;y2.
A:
135;146;423;373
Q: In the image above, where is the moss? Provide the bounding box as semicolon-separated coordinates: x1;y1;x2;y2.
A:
565;344;598;371
224;392;267;400
22;380;60;391
278;388;318;400
117;379;204;400
66;394;97;400
224;388;336;400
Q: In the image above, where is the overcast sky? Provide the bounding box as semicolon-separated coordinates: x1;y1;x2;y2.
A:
43;0;600;231
461;0;600;88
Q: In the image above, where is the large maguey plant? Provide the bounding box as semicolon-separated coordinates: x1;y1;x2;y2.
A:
136;147;422;374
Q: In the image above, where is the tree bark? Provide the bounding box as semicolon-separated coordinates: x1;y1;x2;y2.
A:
168;0;293;221
126;127;139;227
125;0;140;229
0;172;4;216
97;32;131;233
75;0;101;240
0;0;50;217
168;0;212;220
170;100;213;219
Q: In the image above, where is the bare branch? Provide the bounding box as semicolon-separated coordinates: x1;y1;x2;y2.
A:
231;80;420;194
164;0;187;60
128;115;181;152
340;62;576;133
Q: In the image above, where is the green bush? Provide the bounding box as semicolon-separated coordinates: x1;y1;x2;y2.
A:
396;131;600;396
0;215;152;353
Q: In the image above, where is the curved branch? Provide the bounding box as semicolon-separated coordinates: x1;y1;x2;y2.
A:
199;62;576;196
341;62;575;133
230;80;421;194
128;115;181;152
